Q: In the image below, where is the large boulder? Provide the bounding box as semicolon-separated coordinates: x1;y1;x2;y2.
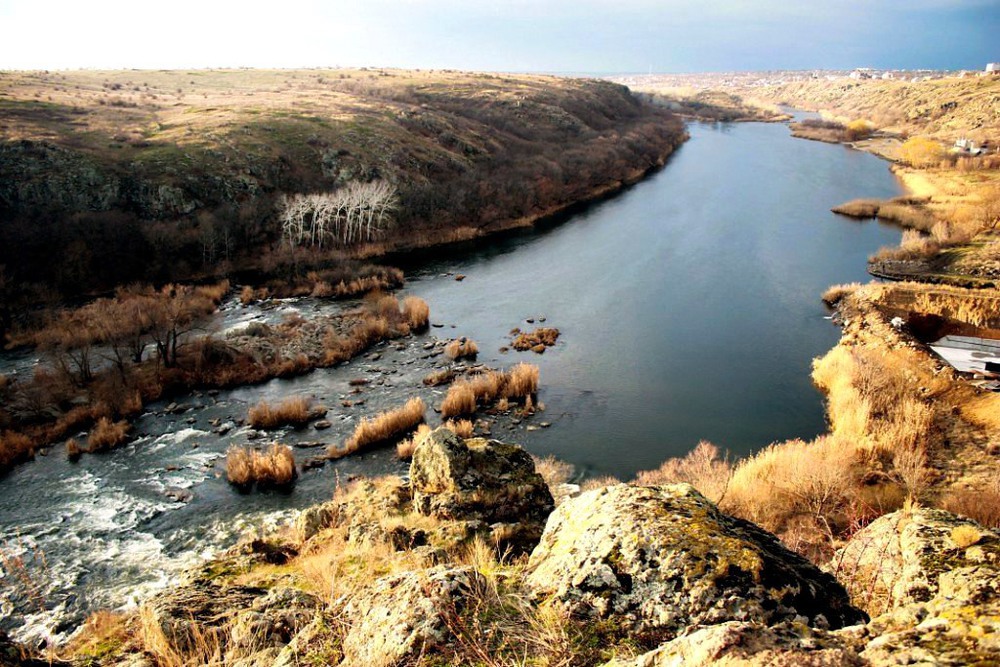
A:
338;565;482;667
410;429;554;552
602;621;865;667
526;484;865;639
832;508;1000;665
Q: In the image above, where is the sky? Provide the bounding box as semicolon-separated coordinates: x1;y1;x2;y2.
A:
0;0;997;73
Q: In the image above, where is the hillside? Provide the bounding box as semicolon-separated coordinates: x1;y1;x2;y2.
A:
748;75;1000;142
0;68;685;305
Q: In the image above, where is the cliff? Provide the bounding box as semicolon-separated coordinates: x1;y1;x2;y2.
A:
25;429;999;666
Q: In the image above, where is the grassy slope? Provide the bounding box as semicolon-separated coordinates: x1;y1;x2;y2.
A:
0;68;685;300
750;75;1000;142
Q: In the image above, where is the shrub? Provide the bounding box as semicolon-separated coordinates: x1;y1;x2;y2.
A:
247;396;313;430
333;397;426;459
899;136;945;168
942;477;1000;528
634;441;732;504
87;417;130;452
445;337;479;360
0;431;35;469
66;438;82;462
511;327;560;351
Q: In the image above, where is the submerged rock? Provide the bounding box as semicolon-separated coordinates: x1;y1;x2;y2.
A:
526;484;865;638
410;428;554;552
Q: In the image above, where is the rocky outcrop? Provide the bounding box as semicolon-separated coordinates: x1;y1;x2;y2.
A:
411;429;554;552
526;484;866;638
339;566;482;667
603;621;865;667
832;508;1000;665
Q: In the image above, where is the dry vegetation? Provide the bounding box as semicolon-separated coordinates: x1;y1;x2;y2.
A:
510;327;560;353
440;364;539;418
247;396;315;430
225;443;297;491
86;417;130;453
331;397;426;459
444;337;479;360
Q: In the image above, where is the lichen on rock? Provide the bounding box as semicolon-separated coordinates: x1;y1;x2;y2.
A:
526;483;866;638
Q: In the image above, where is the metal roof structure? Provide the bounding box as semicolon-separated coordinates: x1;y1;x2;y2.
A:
929;335;1000;376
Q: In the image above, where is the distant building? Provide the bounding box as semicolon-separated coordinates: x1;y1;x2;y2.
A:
881;72;895;80
987;63;999;73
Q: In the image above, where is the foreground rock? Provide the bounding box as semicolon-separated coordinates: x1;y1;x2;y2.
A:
833;508;1000;665
411;429;554;552
339;566;482;667
527;484;866;638
603;621;864;667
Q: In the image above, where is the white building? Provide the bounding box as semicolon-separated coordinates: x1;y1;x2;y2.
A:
987;63;1000;74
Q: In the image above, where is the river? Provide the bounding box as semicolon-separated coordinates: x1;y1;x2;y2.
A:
0;119;903;644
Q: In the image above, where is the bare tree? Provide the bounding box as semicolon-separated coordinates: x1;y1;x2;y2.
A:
278;181;398;248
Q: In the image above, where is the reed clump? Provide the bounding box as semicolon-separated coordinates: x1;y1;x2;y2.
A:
401;296;430;331
87;417;130;452
332;397;426;459
444;337;479;360
440;364;539;418
226;443;297;491
247;396;315;430
511;327;560;352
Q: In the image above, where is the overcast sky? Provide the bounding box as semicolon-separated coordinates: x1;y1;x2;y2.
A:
1;0;997;73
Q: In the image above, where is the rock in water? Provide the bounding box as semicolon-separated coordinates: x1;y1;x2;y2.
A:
410;428;554;552
526;483;865;637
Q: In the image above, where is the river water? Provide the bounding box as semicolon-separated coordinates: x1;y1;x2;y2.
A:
0;120;903;644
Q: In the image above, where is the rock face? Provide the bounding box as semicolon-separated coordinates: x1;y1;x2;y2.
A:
410;429;554;552
526;484;866;637
832;508;1000;665
603;621;865;667
339;566;482;667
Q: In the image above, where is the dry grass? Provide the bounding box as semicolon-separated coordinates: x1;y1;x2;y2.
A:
532;455;574;491
440;381;479;418
444;419;474;438
821;282;862;306
65;438;81;461
87;417;130;452
226;443;297;490
401;296;430;331
396;423;433;459
504;363;539;399
832;199;881;218
942;477;1000;529
423;368;456;386
333;397;426;459
634;441;732;504
440;365;540;418
0;430;35;469
226;446;254;488
511;327;560;352
445;337;479;360
247;396;313;430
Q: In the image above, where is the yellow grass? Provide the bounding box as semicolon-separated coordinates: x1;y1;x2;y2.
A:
87;417;130;452
445;337;479;360
821;283;862;306
226;446;254;487
334;397;425;459
532;455;574;491
961;394;1000;431
247;396;313;430
226;443;297;489
444;419;474;438
401;296;430;331
950;524;983;548
396;423;433;459
440;365;540;418
634;441;732;504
